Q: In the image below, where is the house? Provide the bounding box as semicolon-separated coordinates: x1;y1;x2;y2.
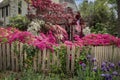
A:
0;0;77;26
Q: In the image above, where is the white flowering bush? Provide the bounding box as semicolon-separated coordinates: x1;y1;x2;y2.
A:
83;27;91;36
27;19;45;36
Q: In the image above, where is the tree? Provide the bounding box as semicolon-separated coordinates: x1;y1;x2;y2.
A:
116;0;120;37
79;0;117;35
28;0;73;24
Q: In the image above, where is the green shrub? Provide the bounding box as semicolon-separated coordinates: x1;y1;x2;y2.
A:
8;15;30;31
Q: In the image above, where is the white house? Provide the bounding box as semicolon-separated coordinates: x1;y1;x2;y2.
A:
0;0;77;26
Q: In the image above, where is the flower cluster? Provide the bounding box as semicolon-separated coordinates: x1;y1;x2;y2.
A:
0;27;120;51
0;27;57;51
81;34;120;47
30;0;73;24
78;54;120;80
100;61;120;80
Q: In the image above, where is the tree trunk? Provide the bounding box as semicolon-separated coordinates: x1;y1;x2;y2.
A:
116;0;120;37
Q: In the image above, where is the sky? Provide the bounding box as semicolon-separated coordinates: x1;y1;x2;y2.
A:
75;0;95;6
0;0;3;3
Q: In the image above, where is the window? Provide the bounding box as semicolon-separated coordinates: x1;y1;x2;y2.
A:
6;6;9;16
2;7;4;18
18;1;22;14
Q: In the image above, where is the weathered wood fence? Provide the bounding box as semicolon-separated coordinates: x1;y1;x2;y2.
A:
91;46;120;66
0;43;120;72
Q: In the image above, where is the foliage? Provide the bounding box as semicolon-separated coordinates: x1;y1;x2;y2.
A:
49;46;67;78
9;15;30;31
79;0;117;35
23;44;39;69
91;23;108;34
29;0;73;24
1;69;61;80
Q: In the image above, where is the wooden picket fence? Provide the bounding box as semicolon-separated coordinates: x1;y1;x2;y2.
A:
0;43;120;73
91;46;120;66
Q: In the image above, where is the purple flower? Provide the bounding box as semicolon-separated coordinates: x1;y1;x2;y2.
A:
101;67;108;72
105;74;111;78
80;63;86;67
106;66;110;71
91;58;96;62
80;63;86;71
101;74;112;80
101;62;106;68
93;66;97;72
101;74;106;77
87;54;91;59
112;71;118;76
109;63;115;68
118;61;120;66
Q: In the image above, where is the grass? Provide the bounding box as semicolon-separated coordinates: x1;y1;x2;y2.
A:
0;70;77;80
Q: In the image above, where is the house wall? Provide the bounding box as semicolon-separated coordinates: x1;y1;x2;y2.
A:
0;0;28;26
21;0;28;16
0;0;77;26
0;5;10;26
53;0;59;3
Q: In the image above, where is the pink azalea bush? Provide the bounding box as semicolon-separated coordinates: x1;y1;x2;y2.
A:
0;27;120;51
81;34;120;47
0;27;57;51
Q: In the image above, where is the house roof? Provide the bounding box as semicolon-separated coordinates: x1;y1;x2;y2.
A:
0;0;9;8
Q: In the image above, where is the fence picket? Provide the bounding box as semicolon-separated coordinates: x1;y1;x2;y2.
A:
47;50;50;69
19;43;23;70
33;55;37;71
52;52;55;65
42;48;46;70
71;46;75;73
24;49;27;68
76;47;80;59
0;44;2;70
6;43;10;70
66;46;70;72
15;42;19;71
2;44;6;70
11;43;15;71
100;46;103;65
38;51;42;71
